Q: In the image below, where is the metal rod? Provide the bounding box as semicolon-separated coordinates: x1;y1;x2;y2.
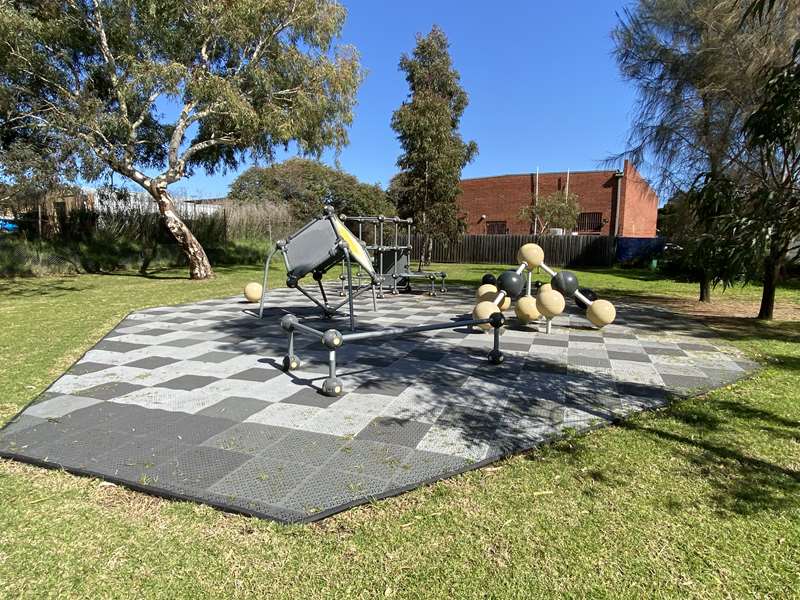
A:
288;329;295;356
540;262;557;277
493;324;501;352
330;281;370;311
328;349;337;379
342;317;494;343
295;284;329;313
574;290;593;306
258;247;278;318
317;277;329;306
515;263;527;275
546;318;552;335
344;249;355;331
526;271;532;296
492;290;508;306
291;320;326;338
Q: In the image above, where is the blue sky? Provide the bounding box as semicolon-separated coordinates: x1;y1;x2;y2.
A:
175;0;637;199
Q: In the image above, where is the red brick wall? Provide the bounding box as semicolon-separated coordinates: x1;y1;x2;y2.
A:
458;170;618;235
618;160;659;237
457;165;658;238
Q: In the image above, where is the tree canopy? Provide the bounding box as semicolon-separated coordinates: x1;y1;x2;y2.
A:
0;0;362;278
228;158;394;224
613;0;799;312
390;26;477;268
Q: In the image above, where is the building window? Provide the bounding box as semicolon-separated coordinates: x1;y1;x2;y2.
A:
486;221;508;235
576;212;603;233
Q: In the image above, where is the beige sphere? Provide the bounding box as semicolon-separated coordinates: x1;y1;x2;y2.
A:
586;299;616;328
538;283;552;294
244;282;263;303
517;243;545;269
536;289;566;318
514;294;540;324
475;283;498;303
498;294;512;311
473;300;502;331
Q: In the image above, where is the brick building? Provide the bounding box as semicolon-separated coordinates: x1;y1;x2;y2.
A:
458;160;658;237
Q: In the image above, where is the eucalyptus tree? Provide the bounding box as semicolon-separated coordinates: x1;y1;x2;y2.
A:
390;26;477;269
0;0;361;278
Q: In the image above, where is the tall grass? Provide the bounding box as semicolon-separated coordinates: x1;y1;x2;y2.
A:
2;202;292;276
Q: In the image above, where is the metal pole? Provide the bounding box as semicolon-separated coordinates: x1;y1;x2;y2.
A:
344;248;355;331
258;247;278;318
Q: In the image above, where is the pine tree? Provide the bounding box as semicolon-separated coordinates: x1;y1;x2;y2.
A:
390;26;477;269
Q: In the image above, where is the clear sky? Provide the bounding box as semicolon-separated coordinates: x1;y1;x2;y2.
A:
176;0;638;199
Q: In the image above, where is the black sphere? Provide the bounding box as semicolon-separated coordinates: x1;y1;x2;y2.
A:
497;270;525;299
481;273;497;286
575;287;598;310
551;270;579;296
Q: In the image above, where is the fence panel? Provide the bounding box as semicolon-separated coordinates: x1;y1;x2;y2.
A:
411;234;615;267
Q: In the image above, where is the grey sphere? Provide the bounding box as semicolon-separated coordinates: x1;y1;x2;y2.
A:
551;271;579;296
497;270;525;299
322;329;343;349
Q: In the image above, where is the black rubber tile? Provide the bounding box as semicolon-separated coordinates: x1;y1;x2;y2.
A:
356;417;431;448
76;382;146;400
228;368;282;382
678;342;718;352
568;355;612;369
190;351;240;363
327;439;413;481
660;373;711;391
68;362;115;376
0;414;47;435
616;382;668;400
0;418;93;457
279;467;390;517
135;328;176;337
149;446;251;490
569;334;604;344
607;350;651;363
159;375;219;391
200;490;306;523
37;428;134;469
280;388;341;409
149;414;237;445
407;348;447;362
209;456;319;505
261;430;346;466
202;422;290;454
92;437;191;482
197;397;270;421
641;346;687;357
390;449;470;488
530;336;569;348
125;356;180;370
158;338;205;348
524;357;568;374
94;340;149;353
353;377;412;397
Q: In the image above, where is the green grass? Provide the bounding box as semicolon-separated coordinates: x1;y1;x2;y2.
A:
1;264;799;598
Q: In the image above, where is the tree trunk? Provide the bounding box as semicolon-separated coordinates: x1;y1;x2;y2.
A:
757;253;782;320
151;188;213;279
699;271;712;303
417;232;428;272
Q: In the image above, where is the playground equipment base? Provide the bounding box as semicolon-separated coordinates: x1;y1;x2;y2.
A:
0;287;758;524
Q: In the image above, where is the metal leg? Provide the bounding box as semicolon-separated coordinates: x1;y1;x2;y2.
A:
488;321;504;364
258;248;278;318
344;249;356;331
317;277;329;307
282;329;301;371
371;284;377;312
546;318;552;335
321;350;343;396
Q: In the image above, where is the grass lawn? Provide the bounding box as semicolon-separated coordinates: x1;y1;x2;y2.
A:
1;264;799;598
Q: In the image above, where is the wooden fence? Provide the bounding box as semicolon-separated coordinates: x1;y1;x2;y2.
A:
411;234;616;267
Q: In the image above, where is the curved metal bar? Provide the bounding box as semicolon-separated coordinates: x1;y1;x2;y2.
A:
258;247;279;318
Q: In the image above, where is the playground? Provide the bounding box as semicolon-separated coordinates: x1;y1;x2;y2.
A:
0;258;758;521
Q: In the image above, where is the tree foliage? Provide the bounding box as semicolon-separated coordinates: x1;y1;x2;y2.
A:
613;0;799;309
228;158;394;223
390;26;477;267
0;0;362;278
519;190;581;233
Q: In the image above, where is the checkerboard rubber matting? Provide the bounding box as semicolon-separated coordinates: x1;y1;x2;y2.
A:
0;286;758;523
